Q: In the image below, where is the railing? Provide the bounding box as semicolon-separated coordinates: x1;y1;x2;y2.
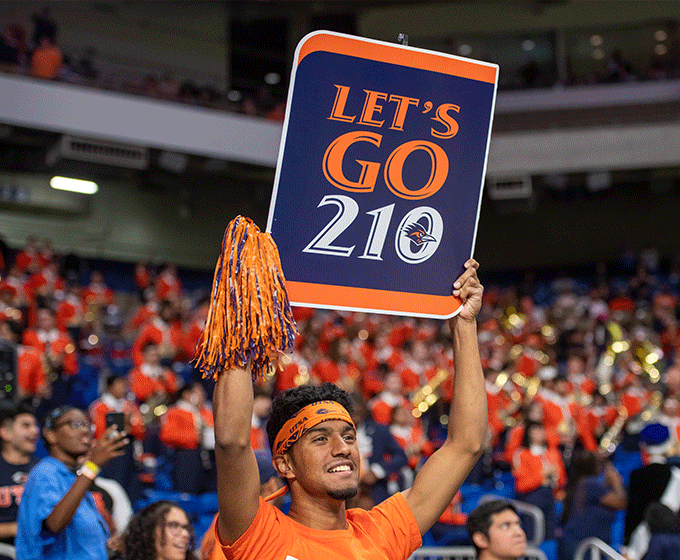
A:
574;538;627;560
409;545;547;560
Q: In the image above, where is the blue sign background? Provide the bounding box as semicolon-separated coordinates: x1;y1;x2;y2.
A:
269;48;495;299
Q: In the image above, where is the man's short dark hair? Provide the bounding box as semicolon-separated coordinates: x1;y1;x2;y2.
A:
0;402;36;426
106;374;126;389
266;383;353;451
466;499;518;556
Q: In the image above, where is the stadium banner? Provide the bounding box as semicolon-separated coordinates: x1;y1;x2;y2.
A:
267;31;498;319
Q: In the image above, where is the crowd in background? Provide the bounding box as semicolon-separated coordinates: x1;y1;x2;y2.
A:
2;8;680;121
1;231;680;558
0;7;285;120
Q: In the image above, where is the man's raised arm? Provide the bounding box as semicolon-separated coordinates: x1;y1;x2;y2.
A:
402;259;487;535
213;366;261;545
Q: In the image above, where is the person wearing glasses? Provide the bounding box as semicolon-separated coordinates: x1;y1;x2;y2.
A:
117;500;198;560
15;405;128;560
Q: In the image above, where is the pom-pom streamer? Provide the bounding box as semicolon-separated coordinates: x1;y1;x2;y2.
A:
193;216;298;380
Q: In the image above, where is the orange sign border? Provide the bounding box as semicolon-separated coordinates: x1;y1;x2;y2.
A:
270;31;498;319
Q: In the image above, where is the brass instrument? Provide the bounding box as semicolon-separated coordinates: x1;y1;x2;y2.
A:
600;391;664;455
626;390;664;434
140;391;169;427
493;370;523;427
411;368;450;418
598;405;628;456
511;371;542;401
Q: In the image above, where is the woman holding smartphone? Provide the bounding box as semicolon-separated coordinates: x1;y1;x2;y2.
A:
16;405;128;560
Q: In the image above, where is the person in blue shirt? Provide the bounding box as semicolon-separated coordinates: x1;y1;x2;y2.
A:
16;405;128;560
558;449;627;560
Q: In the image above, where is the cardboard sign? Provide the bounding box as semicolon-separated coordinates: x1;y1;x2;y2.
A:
267;31;498;318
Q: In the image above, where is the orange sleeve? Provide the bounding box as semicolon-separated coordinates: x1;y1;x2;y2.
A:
605;406;619;426
513;449;543;494
22;330;41;350
132;326;158;367
505;426;524;464
546;428;561;451
17;350;45;395
540;400;561;431
250;426;267;451
129;368;158;403
162;370;178;396
55;302;70;332
62;342;78;376
128;306;153;331
160;408;198;449
576;414;598;452
371;401;392;425
127;404;146;441
90;402;108;439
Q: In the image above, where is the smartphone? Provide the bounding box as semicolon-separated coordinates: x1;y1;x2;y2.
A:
105;412;125;434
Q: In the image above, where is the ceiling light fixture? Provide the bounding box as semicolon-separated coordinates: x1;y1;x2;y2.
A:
50;176;98;194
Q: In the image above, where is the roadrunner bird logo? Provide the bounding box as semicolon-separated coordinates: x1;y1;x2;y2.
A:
403;222;437;248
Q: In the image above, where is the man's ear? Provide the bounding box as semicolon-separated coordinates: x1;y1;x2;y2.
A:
472;531;490;551
43;428;56;448
273;453;295;482
0;422;11;443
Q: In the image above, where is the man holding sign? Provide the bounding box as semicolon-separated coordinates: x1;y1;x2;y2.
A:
209;258;486;559
201;30;496;560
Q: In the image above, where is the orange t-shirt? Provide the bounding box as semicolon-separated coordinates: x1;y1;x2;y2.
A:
214;492;421;560
31;44;62;79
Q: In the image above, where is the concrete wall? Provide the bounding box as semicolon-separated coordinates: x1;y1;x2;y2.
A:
358;1;680;40
0;172;269;270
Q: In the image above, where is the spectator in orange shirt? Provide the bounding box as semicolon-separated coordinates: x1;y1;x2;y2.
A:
512;421;566;540
124;291;159;337
155;263;182;303
30;35;62;80
311;336;361;392
131;300;185;367
0;282;24;328
389;403;434;474
128;342;178;404
0;318;48;402
82;271;115;310
504;401;561;465
369;370;410;425
55;283;85;342
159;382;215;494
22;307;77;409
24;261;64;316
14;237;41;275
133;261;153;302
89;375;145;502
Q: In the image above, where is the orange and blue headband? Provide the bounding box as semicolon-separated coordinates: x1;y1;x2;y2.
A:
272;400;354;456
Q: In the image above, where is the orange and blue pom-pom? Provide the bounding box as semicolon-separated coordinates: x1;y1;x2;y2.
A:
193;216;298;380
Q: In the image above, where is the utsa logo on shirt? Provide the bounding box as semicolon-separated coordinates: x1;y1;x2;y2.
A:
0;484;26;507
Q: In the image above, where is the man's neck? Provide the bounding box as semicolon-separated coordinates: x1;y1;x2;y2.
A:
287;488;349;531
1;447;32;466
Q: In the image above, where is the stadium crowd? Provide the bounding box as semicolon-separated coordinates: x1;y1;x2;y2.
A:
0;233;680;558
